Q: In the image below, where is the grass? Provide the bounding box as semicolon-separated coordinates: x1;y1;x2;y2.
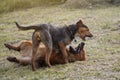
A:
0;0;63;14
0;5;120;80
0;0;119;14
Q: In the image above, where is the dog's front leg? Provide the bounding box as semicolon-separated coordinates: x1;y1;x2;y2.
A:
58;41;68;63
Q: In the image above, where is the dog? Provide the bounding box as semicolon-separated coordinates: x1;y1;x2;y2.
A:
15;20;93;70
4;40;86;67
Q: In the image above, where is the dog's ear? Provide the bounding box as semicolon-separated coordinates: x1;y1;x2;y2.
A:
76;20;83;26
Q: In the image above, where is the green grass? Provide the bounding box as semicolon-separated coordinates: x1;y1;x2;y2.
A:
0;0;119;14
0;6;120;80
0;0;64;13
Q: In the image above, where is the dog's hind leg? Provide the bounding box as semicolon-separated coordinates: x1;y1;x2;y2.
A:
7;56;19;63
7;56;31;66
4;43;20;51
31;32;40;71
40;30;52;67
31;30;52;71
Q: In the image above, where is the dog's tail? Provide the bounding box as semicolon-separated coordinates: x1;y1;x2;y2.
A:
15;22;40;30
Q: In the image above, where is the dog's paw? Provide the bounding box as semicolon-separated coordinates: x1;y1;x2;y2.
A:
7;57;19;63
4;43;12;50
81;42;85;46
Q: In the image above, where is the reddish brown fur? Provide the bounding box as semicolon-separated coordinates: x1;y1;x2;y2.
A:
5;40;86;67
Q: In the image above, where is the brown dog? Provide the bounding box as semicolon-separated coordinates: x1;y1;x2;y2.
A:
5;40;86;67
15;20;92;70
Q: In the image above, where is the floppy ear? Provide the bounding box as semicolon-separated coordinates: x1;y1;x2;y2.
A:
76;20;83;26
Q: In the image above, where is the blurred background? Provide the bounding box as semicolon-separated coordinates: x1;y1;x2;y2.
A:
0;0;120;13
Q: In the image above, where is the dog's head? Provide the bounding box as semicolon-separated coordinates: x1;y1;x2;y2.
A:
76;20;93;41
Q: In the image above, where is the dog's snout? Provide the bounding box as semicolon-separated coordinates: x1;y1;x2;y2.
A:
86;34;93;37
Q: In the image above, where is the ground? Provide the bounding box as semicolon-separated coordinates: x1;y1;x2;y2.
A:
0;6;120;80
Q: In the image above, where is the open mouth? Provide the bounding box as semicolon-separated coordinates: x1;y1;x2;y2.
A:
82;37;86;41
86;34;93;38
83;35;94;41
75;35;87;41
83;35;93;41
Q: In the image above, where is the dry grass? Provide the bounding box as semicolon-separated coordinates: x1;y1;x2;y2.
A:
0;6;120;80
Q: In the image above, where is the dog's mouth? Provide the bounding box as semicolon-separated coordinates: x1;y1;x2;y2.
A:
75;34;93;41
82;35;93;41
83;34;93;41
75;35;86;41
86;34;93;38
82;37;86;41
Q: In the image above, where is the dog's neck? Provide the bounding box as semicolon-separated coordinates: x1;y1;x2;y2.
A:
66;24;78;40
